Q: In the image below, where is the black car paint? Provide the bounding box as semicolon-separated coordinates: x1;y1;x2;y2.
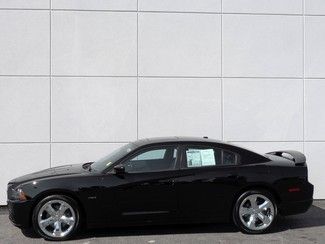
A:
7;137;314;229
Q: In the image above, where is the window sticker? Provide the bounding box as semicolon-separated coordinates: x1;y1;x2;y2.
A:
186;149;216;167
201;149;216;166
186;149;202;167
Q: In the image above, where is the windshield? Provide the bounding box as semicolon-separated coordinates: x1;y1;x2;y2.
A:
91;143;136;172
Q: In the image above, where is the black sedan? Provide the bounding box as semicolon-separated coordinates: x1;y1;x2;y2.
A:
7;137;314;241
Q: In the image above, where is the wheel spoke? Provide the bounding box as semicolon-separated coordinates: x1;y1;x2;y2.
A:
60;216;75;226
53;221;62;236
248;195;258;209
247;214;256;228
259;200;271;210
58;203;68;216
239;207;251;216
39;217;54;228
45;204;56;216
257;213;271;225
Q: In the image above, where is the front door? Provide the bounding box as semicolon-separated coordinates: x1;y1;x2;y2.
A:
112;144;180;224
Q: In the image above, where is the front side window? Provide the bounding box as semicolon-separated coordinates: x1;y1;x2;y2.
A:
131;149;166;161
91;143;136;172
184;146;238;168
122;146;178;173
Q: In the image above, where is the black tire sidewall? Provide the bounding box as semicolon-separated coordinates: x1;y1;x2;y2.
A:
32;195;80;241
233;189;277;234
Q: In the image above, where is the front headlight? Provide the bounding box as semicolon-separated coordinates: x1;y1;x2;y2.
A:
9;188;27;201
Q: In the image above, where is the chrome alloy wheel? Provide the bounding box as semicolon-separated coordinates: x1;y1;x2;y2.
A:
239;194;275;231
37;200;76;238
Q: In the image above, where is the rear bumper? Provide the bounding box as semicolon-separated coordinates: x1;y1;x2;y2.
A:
279;182;314;216
279;198;313;216
7;200;34;228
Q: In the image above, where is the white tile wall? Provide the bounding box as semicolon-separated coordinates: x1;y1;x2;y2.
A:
0;0;49;9
222;15;303;77
0;77;50;142
0;144;50;204
305;143;325;198
222;0;303;14
224;78;303;141
0;10;49;75
1;0;325;204
305;79;325;140
51;77;137;142
305;0;325;14
138;78;222;138
139;0;221;13
52;11;137;76
138;13;221;77
52;0;137;11
305;16;325;78
51;143;125;167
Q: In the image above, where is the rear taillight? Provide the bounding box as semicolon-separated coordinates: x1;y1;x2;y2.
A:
288;187;301;192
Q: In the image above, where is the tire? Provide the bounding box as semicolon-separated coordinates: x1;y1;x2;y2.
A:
233;189;277;234
32;195;80;241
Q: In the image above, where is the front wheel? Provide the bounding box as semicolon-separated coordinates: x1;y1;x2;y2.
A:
32;195;80;241
233;190;277;234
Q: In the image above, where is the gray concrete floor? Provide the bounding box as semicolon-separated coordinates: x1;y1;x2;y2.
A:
0;201;325;244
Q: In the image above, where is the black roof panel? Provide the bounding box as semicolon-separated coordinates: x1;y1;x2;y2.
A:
133;136;223;146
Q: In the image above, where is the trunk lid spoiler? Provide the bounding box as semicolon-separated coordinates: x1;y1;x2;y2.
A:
266;150;306;166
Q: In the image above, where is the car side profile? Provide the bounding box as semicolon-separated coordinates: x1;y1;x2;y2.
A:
7;137;314;241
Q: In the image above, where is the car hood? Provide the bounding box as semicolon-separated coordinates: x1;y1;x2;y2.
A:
9;163;87;185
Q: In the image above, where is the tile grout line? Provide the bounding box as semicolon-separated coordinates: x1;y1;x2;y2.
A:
220;0;224;141
137;0;139;140
1;141;324;144
49;0;52;168
0;8;324;17
303;0;306;153
0;142;130;144
2;75;325;79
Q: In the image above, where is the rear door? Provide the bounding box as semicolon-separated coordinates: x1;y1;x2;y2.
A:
175;144;240;222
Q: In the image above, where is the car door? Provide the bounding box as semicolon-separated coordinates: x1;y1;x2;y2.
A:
108;144;180;224
175;143;240;222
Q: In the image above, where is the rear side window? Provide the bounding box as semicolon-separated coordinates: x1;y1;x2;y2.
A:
183;146;238;168
185;147;222;168
223;150;237;165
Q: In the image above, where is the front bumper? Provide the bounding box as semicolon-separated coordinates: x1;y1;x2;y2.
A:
7;199;34;228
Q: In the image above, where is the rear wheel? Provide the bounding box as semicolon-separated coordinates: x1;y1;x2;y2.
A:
233;190;277;234
32;195;80;241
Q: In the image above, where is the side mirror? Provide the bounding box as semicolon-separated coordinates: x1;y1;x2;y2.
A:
114;164;125;175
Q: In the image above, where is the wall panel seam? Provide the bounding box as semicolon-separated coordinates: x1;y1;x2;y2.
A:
221;0;224;141
49;0;52;168
1;8;324;17
303;0;306;153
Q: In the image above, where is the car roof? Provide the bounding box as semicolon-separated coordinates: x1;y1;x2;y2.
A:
132;136;226;147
